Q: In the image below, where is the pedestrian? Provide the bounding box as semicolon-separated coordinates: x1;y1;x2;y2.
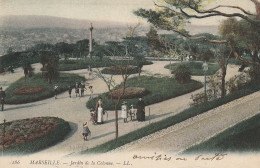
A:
95;97;103;124
129;104;136;121
136;98;145;121
54;85;58;99
75;82;79;97
80;81;86;97
89;86;93;99
68;86;72;98
82;121;91;141
0;87;6;111
121;101;128;123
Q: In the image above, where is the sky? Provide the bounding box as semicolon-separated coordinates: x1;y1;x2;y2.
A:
0;0;256;25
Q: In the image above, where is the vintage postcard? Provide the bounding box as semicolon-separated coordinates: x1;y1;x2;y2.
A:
0;0;259;167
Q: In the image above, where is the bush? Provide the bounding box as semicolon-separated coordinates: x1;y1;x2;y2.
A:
101;66;139;75
172;64;191;83
109;87;149;99
165;62;220;76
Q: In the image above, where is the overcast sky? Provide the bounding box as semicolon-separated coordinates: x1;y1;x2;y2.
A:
0;0;256;25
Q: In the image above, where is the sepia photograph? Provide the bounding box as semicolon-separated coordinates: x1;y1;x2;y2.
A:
0;0;259;167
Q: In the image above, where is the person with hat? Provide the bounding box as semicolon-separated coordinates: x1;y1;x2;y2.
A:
121;101;128;123
137;98;145;121
89;86;93;99
80;81;86;97
95;97;104;124
82;121;91;141
75;82;80;97
129;104;136;121
0;87;6;111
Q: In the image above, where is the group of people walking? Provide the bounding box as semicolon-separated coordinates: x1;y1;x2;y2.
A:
120;98;146;123
54;81;93;99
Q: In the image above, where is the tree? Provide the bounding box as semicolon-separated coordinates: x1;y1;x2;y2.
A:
39;51;59;83
219;17;260;81
146;26;166;57
134;0;260;66
21;52;34;83
93;68;115;92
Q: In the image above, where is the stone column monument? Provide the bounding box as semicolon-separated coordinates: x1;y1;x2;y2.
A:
88;23;94;58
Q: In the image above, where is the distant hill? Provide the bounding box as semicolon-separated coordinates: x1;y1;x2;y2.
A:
0;15;219;35
0;15;129;29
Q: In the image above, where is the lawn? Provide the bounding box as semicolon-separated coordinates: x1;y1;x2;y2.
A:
184;114;260;153
86;76;203;110
82;83;260;153
0;117;71;155
4;73;85;104
165;62;220;76
59;57;153;71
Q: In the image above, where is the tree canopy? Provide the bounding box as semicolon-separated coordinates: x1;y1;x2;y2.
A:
134;0;260;65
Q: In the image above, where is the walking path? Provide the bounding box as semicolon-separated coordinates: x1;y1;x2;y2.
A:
0;61;247;157
112;90;260;153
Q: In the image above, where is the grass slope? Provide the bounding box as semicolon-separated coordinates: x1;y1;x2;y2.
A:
5;73;85;104
184;114;260;153
86;76;203;110
165;62;220;76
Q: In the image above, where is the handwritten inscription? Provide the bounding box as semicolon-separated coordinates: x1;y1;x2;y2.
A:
133;153;227;162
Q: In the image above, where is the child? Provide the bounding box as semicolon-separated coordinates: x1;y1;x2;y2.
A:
82;121;91;141
54;85;58;99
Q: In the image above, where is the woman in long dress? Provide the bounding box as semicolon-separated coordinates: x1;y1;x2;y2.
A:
121;102;128;123
95;98;103;124
136;98;145;121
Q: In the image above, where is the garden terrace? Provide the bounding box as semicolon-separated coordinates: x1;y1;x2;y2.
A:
165;62;220;76
4;73;85;104
86;76;203;110
0;117;70;155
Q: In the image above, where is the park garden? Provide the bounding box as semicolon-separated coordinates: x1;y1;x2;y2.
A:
0;0;260;155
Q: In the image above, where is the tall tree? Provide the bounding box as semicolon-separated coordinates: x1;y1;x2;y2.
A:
146;26;166;57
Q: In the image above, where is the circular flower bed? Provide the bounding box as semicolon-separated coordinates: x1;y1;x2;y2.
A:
101;66;139;75
13;85;45;95
0;117;70;154
108;87;149;99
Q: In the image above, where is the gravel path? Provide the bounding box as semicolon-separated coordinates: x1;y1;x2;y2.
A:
0;61;246;156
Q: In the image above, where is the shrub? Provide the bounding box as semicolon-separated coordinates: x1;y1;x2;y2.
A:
171;64;191;83
101;66;139;75
109;87;149;99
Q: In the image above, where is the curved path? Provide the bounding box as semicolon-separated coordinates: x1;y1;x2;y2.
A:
0;61;244;157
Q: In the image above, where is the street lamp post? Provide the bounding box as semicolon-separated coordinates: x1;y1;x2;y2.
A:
0;112;5;156
202;61;208;102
